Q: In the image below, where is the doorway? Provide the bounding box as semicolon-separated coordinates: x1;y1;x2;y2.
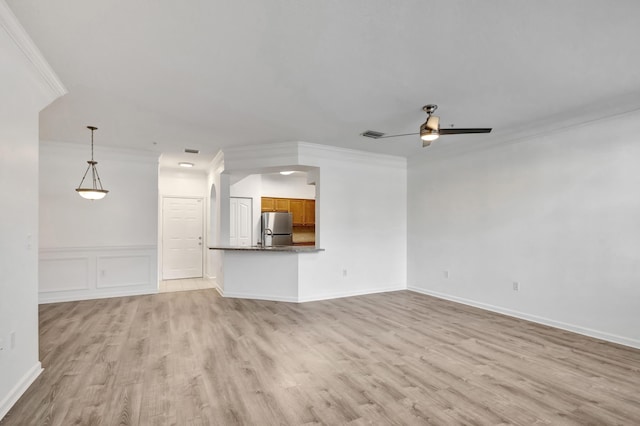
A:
161;197;204;280
230;197;252;246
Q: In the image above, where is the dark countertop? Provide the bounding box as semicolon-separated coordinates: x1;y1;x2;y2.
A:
209;245;324;253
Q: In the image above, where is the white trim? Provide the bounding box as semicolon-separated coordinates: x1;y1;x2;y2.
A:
222;291;299;303
222;141;406;172
0;1;67;103
213;283;224;297
411;104;640;165
299;142;407;169
40;245;156;253
40;140;160;164
408;286;640;350
39;288;157;304
220;285;404;304
298;285;405;303
0;362;42;421
39;246;158;303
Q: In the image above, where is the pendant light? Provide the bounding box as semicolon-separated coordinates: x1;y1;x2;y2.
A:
76;126;109;200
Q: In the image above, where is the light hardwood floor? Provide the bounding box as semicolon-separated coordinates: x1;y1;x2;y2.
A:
159;278;217;293
2;290;639;425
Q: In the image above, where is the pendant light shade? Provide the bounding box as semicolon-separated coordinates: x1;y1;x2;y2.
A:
76;126;108;200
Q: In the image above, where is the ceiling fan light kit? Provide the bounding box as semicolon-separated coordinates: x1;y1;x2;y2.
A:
361;103;492;148
76;126;109;200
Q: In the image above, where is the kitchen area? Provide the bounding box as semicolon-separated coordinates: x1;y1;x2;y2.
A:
209;166;325;301
225;169;318;248
261;196;315;246
207;141;406;304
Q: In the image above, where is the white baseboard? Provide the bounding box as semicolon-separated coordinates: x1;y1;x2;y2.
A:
298;285;405;303
0;362;43;421
220;285;405;304
39;288;158;304
39;245;157;304
408;286;640;350
222;291;299;303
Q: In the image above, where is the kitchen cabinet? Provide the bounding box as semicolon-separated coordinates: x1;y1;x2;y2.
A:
261;197;290;212
303;200;315;225
289;199;304;225
261;197;315;226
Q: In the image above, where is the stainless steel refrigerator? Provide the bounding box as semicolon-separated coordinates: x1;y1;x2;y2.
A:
261;212;293;246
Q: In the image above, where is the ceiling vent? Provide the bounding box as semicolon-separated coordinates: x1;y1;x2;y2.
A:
184;148;200;154
360;130;385;139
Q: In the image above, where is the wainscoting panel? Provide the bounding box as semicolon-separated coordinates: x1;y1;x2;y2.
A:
97;255;151;289
39;246;157;303
39;257;89;293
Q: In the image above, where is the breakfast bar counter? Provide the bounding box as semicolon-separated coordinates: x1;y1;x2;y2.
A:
209;245;324;253
208;245;324;302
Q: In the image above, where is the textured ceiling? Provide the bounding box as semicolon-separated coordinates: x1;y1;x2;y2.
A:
8;0;640;166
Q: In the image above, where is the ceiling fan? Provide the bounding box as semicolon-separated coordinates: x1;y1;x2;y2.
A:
361;104;492;147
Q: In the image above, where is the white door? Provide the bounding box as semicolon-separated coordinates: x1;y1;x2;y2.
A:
162;197;203;279
230;197;252;246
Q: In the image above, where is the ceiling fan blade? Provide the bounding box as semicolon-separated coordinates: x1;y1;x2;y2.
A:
363;132;419;139
439;128;492;135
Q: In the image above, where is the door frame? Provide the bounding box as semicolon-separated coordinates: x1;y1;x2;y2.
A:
158;195;205;282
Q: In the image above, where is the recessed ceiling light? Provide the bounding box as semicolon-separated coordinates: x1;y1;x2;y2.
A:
280;171;295;175
179;162;194;168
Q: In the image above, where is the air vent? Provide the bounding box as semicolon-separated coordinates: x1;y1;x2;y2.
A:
184;148;200;154
361;130;385;139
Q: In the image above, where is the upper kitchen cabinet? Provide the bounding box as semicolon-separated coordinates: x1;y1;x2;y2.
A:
261;197;290;212
288;198;315;226
262;197;315;226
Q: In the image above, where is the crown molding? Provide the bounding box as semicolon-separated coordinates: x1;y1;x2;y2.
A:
0;0;67;103
40;140;159;164
298;142;406;169
410;102;640;167
222;141;406;172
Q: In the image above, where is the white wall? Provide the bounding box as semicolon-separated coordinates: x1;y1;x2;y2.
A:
0;1;66;419
158;168;208;197
297;149;407;301
39;142;159;303
260;173;316;199
407;110;640;349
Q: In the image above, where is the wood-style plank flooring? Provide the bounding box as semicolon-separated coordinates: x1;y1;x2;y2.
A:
2;290;640;425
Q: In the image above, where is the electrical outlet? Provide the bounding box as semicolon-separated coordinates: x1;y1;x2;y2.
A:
0;337;4;352
342;269;347;277
513;281;520;291
444;270;449;279
100;269;106;277
11;331;16;349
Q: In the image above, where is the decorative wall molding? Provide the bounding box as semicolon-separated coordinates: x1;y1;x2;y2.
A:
39;246;157;304
39;257;90;292
0;1;67;103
